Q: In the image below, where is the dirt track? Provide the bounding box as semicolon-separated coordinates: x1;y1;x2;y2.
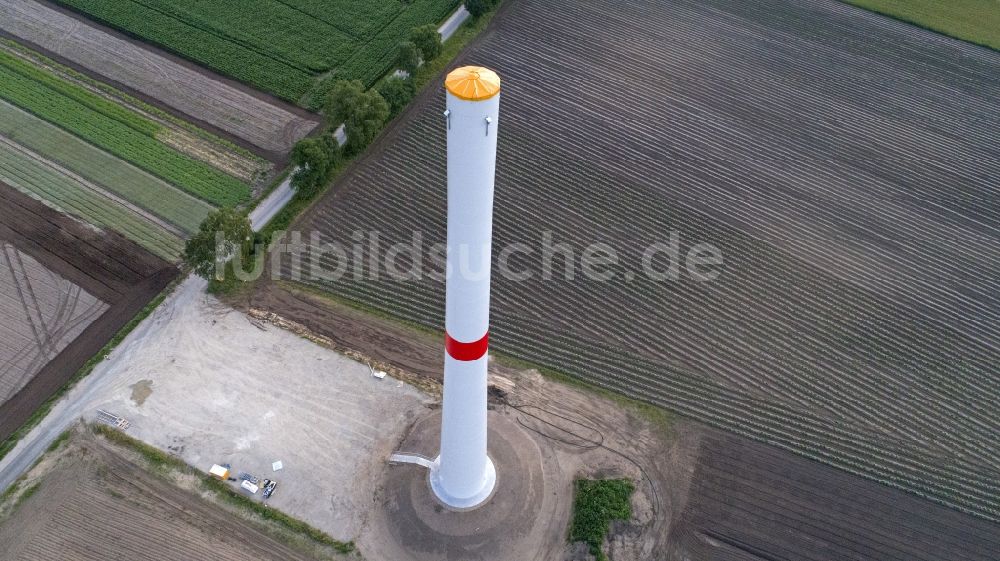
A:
249;281;443;382
0;184;175;442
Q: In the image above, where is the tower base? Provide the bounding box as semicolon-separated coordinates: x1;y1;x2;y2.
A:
374;410;563;561
428;455;497;510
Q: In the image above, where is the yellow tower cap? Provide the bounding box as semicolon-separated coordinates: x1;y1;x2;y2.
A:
445;66;500;101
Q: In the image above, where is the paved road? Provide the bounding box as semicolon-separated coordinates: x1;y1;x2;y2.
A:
439;6;470;41
249;175;295;231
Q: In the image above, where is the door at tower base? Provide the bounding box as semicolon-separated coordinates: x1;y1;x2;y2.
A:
430;65;501;510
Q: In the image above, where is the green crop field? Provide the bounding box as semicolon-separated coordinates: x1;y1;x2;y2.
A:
53;0;460;102
0;50;250;206
844;0;1000;50
0;43;255;261
0;145;183;260
0;101;213;234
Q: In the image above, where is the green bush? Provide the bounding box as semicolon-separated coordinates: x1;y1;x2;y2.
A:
569;479;635;561
466;0;497;18
325;80;390;155
377;76;417;116
396;40;422;76
183;208;253;280
410;23;443;62
290;135;341;199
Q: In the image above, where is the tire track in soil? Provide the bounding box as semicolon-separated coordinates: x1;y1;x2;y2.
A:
0;182;176;442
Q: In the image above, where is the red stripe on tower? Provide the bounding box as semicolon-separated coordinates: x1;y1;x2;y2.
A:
445;332;489;361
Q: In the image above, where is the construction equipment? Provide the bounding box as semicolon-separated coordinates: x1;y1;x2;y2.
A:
262;479;277;499
238;472;259;485
96;409;130;430
209;464;231;480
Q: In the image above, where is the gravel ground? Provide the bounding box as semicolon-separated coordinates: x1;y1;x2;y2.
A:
0;275;429;543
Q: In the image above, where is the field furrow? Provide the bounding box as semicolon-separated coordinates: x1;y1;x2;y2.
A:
277;0;1000;523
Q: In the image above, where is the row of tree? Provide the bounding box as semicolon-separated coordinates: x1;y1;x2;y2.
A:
184;4;494;285
289;23;446;199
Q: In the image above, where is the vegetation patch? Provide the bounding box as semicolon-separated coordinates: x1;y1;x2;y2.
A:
843;0;1000;50
45;430;72;454
569;479;635;561
0;38;262;161
0;138;184;259
55;0;459;102
0;51;250;206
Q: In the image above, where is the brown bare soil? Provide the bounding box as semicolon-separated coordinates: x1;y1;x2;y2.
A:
665;430;1000;561
0;184;175;442
0;242;107;403
0;0;319;158
0;427;333;561
248;280;442;383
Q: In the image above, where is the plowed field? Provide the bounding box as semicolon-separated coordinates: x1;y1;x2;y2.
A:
269;0;1000;523
667;431;1000;561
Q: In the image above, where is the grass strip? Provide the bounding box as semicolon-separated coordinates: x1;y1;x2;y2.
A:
0;38;264;161
0;59;250;206
0;143;184;259
0;49;160;136
0;100;212;236
843;0;1000;51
